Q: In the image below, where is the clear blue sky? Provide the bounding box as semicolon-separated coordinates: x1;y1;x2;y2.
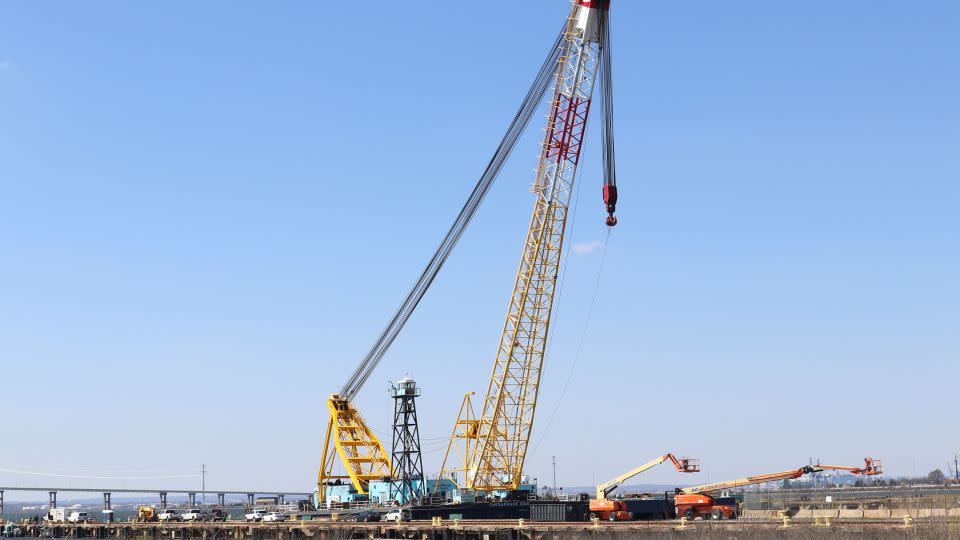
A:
1;1;957;497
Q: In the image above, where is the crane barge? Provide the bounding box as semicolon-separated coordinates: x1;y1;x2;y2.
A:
318;0;619;503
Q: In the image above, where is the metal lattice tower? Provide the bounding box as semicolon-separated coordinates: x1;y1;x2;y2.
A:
468;0;609;492
389;376;425;504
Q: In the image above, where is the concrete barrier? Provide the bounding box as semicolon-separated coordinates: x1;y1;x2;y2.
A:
864;509;891;519
917;508;947;518
793;510;813;519
948;508;960;517
812;510;839;519
741;510;778;519
839;509;864;519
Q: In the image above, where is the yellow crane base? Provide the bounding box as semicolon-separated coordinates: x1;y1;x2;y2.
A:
316;394;391;503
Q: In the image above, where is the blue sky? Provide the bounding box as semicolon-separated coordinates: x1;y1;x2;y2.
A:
1;1;957;496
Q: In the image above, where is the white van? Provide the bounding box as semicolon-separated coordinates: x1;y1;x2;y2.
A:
67;511;89;523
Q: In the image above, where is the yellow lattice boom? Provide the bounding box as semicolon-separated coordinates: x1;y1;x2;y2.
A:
467;2;606;492
316;395;391;503
435;392;479;491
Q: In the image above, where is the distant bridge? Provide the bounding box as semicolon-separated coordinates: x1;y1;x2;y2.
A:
0;486;314;515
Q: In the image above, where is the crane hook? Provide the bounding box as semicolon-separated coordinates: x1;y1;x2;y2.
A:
603;184;618;227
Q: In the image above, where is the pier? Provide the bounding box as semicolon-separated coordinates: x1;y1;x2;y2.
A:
6;518;960;540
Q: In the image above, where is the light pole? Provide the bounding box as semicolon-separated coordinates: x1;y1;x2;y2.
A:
552;456;557;497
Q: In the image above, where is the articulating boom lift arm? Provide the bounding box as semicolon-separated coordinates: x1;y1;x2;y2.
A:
597;454;699;499
679;466;820;495
678;457;880;496
815;457;883;476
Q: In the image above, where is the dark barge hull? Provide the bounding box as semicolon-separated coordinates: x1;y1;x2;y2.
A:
409;500;590;522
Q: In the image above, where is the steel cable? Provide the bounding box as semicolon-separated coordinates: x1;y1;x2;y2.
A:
340;28;566;399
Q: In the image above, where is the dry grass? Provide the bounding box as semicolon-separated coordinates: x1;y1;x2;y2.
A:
570;522;960;539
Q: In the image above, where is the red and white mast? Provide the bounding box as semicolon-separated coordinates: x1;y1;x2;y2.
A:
468;0;613;492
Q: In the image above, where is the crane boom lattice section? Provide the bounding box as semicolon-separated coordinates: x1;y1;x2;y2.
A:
468;4;605;492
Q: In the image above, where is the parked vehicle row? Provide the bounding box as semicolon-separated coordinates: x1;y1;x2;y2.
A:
46;509;90;523
157;508;228;522
42;505;416;525
350;508;411;523
244;509;287;522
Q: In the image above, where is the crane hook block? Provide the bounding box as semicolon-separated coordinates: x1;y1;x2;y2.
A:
603;184;618;226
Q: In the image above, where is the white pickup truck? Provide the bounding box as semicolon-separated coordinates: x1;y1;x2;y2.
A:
244;509;268;522
181;509;210;522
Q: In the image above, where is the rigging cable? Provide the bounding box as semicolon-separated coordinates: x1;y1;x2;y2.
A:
599;9;618;227
340;27;567;400
529;227;612;457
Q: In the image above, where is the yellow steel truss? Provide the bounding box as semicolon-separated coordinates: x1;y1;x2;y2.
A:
467;6;602;492
435;392;479;492
316;395;391;503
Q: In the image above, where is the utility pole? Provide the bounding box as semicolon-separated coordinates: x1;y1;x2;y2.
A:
202;464;207;506
552;456;557;497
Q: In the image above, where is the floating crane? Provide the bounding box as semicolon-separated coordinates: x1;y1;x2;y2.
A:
590;454;699;521
465;0;617;494
318;0;618;502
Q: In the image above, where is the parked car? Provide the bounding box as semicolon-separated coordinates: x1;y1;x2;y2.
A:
67;511;89;523
245;509;268;522
262;512;287;523
158;510;181;522
384;509;411;522
353;511;380;523
209;509;228;522
181;509;210;522
1;523;24;537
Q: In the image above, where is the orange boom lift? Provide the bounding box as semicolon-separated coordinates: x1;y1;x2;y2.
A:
589;454;699;521
674;458;881;520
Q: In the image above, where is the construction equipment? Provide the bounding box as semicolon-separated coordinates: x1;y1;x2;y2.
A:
589;454;699;521
674;459;881;520
434;393;479;493
467;0;616;493
135;506;158;523
814;457;883;476
319;0;619;501
675;465;820;520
